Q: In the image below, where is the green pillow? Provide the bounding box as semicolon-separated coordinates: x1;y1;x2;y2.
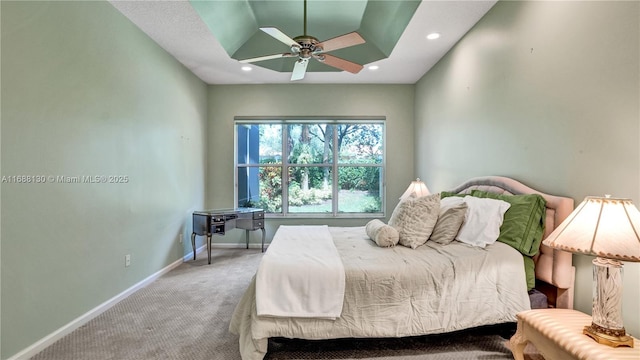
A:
440;191;465;198
470;190;546;256
523;255;535;291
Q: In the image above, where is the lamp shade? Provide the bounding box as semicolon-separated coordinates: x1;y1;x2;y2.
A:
400;178;430;200
543;196;640;262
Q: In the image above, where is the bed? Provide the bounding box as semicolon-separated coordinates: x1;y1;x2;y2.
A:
229;176;575;360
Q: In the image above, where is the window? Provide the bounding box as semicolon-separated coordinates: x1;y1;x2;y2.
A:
235;118;385;217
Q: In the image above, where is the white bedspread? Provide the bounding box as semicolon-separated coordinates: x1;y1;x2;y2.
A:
255;225;345;318
231;226;530;360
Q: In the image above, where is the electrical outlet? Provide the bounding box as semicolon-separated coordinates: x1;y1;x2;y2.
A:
125;254;131;267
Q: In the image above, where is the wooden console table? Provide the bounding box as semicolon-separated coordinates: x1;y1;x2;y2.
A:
510;309;639;360
191;207;265;264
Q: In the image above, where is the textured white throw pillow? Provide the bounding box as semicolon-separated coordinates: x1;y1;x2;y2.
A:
389;193;440;249
430;202;468;245
455;195;511;248
365;219;399;247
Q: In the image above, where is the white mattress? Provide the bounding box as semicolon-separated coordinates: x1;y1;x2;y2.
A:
230;226;530;360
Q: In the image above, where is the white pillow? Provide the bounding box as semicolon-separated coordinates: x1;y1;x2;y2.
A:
365;219;399;247
455;195;511;248
388;193;440;249
440;196;464;208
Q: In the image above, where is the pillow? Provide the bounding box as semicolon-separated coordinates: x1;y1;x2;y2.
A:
440;195;465;207
365;219;399;247
455;196;511;248
470;190;546;256
388;193;440;249
440;191;465;198
429;202;468;245
523;255;535;291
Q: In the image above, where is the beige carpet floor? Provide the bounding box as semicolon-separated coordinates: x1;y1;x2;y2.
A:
32;248;543;360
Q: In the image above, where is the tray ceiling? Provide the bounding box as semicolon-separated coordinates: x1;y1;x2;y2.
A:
191;1;420;74
110;0;497;85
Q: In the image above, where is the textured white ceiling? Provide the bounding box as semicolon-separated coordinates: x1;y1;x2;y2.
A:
110;0;497;85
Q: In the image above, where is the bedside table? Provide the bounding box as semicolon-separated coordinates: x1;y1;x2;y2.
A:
510;309;639;360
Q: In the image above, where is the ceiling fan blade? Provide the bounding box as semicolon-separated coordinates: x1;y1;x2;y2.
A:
317;32;365;52
319;54;363;74
291;58;309;81
260;27;298;48
240;53;295;63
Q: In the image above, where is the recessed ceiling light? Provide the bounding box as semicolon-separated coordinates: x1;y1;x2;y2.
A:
241;66;252;71
426;33;441;40
368;65;379;71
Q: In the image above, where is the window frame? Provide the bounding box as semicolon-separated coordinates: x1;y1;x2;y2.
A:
234;116;386;219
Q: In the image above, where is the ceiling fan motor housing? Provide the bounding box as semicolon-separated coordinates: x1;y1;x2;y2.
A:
292;35;322;59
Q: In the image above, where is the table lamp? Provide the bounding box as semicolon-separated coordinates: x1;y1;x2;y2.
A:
400;178;430;200
543;195;640;348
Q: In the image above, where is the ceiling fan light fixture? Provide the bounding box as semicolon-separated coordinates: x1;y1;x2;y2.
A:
241;66;252;71
368;65;379;71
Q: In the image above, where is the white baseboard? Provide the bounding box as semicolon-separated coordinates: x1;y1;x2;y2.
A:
9;243;265;360
188;242;269;253
210;242;269;250
8;254;191;360
183;244;207;261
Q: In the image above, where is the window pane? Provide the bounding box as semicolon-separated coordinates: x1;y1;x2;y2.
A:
237;167;260;207
337;124;383;164
287;124;333;165
237;124;282;165
337;166;382;213
288;166;332;213
258;166;282;213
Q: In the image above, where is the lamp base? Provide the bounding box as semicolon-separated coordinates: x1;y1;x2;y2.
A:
584;323;634;348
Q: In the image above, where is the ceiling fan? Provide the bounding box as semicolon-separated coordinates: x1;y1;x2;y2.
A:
240;0;366;81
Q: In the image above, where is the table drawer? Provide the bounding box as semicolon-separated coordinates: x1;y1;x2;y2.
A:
237;218;264;230
212;215;225;223
252;219;264;229
212;223;225;234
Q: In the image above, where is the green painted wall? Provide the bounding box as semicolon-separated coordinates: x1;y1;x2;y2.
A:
205;84;415;246
5;0;638;357
0;2;208;358
415;0;640;336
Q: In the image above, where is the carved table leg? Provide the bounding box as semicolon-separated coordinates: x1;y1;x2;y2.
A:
510;318;528;360
191;232;196;260
207;234;212;264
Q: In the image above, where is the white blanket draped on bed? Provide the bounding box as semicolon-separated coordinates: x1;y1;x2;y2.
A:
255;225;346;318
